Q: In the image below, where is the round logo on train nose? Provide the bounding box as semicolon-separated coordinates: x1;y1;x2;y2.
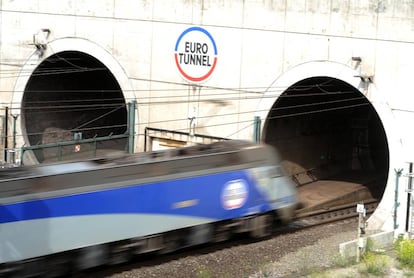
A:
221;179;248;210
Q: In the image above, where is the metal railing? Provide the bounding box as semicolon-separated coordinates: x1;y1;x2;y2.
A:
19;133;128;165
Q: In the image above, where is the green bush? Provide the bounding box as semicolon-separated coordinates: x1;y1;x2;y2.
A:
395;238;414;269
330;253;355;268
360;252;390;276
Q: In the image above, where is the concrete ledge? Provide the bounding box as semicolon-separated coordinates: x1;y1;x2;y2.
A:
339;231;395;258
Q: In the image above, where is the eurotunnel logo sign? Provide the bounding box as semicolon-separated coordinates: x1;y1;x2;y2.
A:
174;26;218;83
221;179;248;210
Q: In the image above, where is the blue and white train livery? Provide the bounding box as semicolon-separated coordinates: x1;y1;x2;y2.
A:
0;140;297;276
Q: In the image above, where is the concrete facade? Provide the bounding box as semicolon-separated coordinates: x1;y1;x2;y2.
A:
1;0;414;234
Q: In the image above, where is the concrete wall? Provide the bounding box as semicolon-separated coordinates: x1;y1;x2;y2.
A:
1;0;414;233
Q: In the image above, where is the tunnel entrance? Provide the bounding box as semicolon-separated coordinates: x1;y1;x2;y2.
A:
22;51;127;163
263;77;389;209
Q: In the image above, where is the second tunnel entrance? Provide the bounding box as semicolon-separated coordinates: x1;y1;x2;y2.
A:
263;77;389;210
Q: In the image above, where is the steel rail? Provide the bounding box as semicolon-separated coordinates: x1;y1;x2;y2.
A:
292;199;378;228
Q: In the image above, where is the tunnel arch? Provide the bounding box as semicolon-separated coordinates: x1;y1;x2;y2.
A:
264;76;388;198
256;61;398;230
13;38;134;164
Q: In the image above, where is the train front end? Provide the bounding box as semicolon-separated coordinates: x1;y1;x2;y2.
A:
247;145;298;222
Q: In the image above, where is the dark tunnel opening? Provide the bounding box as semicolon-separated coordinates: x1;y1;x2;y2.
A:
22;51;127;163
264;77;389;201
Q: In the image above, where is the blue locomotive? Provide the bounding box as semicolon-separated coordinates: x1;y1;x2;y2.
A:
0;140;297;276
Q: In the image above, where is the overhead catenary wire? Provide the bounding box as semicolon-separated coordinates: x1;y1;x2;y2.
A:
4;97;371;143
0;79;352;95
1;60;409;115
3;90;363;112
13;96;368;120
72;105;125;131
4;101;371;144
0;78;364;139
0;50;383;143
1;83;372;140
1;91;361;111
0;78;373;142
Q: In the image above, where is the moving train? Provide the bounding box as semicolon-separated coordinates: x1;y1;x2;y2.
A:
0;140;297;277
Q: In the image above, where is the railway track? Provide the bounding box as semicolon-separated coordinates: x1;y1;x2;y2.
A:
291;199;378;228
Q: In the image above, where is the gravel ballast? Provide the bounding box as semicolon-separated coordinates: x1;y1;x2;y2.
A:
87;219;361;277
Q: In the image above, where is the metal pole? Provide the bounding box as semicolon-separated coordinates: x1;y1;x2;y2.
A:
12;115;17;148
128;100;136;154
357;211;362;262
356;203;365;263
144;127;148;152
395;168;403;230
406;163;413;233
3;106;8;163
12;114;19;165
253;116;261;143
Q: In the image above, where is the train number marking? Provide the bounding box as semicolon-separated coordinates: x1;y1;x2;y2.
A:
172;199;199;209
